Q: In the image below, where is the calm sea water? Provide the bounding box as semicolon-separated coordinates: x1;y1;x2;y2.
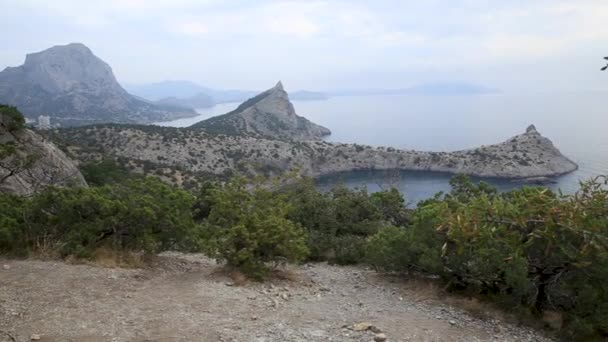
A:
155;93;608;204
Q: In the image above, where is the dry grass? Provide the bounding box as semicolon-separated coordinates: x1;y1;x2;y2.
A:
89;247;145;268
29;236;62;260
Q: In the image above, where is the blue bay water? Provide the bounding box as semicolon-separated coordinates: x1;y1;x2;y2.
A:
156;93;608;203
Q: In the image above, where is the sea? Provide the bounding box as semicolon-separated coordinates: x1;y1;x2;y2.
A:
154;92;608;204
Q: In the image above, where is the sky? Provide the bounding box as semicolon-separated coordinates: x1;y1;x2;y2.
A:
1;0;607;91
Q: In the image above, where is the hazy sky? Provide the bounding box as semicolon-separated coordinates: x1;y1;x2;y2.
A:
1;0;607;91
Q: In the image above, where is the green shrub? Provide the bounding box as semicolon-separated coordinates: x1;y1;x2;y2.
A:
367;204;443;273
201;177;309;279
0;193;26;254
6;177;197;258
0;104;26;133
367;175;608;340
80;158;134;186
285;178;404;264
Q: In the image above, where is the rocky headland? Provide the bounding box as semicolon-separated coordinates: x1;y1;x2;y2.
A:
42;79;577;185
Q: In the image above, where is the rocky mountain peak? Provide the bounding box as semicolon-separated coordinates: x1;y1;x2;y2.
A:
191;82;331;140
0;43;195;126
526;124;538;134
19;43;119;94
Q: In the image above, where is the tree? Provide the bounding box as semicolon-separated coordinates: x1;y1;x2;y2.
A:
201;177;309;279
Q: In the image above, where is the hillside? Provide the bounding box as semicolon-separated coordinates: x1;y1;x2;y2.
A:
0;43;195;126
190;82;331;140
48;123;577;187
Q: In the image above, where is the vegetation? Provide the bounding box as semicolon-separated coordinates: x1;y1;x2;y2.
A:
2;163;607;339
283;176;406;264
0;177;198;258
367;174;608;341
80;158;136;186
0;105;39;185
199;177;309;279
0;104;26;133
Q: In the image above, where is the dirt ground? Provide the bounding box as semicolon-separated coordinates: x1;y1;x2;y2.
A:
0;252;553;342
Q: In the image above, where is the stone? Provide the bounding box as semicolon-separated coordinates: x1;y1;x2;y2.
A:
370;325;383;333
2;264;10;270
30;334;41;340
449;320;456;325
353;322;373;331
374;333;387;342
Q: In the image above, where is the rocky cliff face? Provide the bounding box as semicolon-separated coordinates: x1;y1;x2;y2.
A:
0;43;195;126
191;82;331;140
1;118;87;196
52;124;577;184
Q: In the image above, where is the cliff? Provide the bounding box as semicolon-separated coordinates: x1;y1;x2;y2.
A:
1;107;87;195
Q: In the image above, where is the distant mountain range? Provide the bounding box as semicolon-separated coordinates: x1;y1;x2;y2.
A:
0;43;196;126
125;80;497;109
328;82;499;96
124;81;328;109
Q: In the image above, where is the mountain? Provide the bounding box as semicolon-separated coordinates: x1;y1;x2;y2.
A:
125;80;328;106
0;43;196;126
0;105;87;195
156;92;214;109
190;81;331;140
329;82;498;96
124;80;209;101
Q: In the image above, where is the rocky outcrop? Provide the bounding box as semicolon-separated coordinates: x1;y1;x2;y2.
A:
0;128;87;196
0;43;195;126
52;124;577;182
190;82;331;140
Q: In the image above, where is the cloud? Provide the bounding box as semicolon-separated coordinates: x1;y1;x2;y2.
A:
0;0;606;90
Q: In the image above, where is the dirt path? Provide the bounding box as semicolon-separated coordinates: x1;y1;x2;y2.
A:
0;253;552;342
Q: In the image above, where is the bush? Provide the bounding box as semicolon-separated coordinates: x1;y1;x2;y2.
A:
285;178;405;264
0;193;26;253
0;104;26;133
200;177;309;279
367;175;608;340
2;177;197;258
367;204;443;273
80;158;134;186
